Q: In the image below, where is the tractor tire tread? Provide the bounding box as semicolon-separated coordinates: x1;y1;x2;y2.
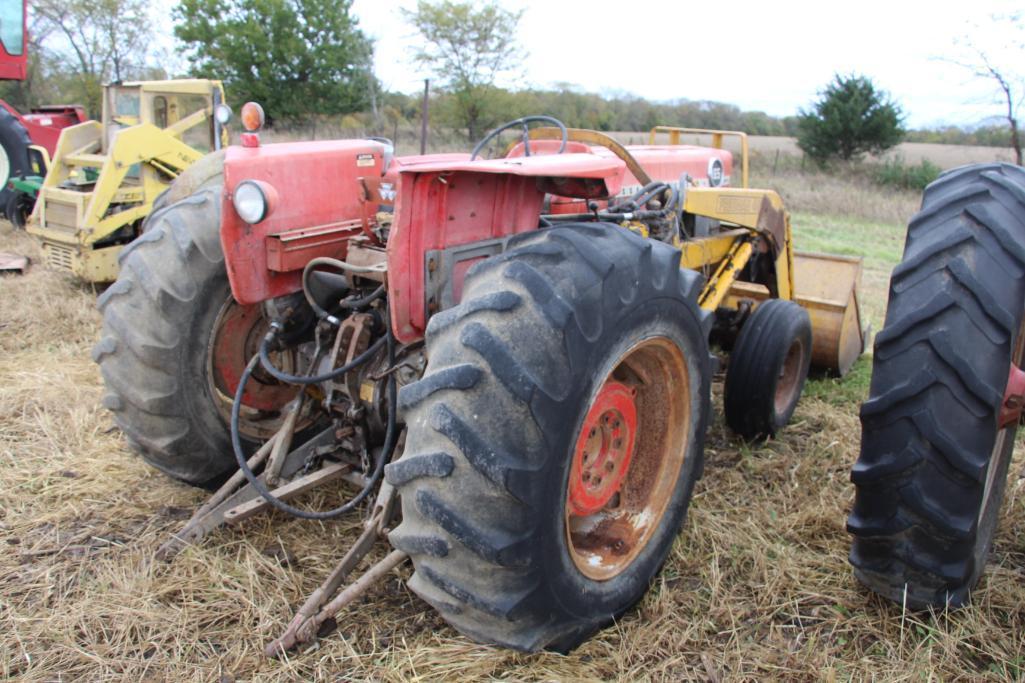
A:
94;163;237;485
391;224;710;651
848;162;1025;608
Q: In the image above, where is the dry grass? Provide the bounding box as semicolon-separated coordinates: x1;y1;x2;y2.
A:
4;156;1025;681
615;133;1018;171
266;123;1018;172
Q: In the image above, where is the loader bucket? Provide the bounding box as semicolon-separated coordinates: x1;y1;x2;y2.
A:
727;252;866;376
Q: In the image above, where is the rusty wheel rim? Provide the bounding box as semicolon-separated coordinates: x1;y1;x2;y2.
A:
981;319;1025;525
207;295;304;440
774;338;805;416
565;337;691;581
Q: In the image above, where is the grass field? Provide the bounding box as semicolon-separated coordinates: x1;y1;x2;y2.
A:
3;145;1025;680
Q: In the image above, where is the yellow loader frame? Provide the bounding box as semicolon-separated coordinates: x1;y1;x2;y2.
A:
28;79;228;282
526;125;866;375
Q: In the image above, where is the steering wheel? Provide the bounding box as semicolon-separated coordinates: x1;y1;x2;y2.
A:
470;116;569;160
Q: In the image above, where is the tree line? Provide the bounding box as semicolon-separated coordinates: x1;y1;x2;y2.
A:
1;0;1018;159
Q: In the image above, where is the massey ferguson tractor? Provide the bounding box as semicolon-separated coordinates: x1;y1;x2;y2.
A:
95;109;867;654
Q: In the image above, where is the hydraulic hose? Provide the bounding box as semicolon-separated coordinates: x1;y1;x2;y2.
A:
340;284;385;310
230;328;398;521
301;256;386;324
259;329;387;385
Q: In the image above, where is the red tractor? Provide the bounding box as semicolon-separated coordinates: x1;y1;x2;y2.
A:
0;0;88;217
95;109;865;653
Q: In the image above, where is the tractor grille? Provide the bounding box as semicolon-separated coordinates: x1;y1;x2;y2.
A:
45;243;75;271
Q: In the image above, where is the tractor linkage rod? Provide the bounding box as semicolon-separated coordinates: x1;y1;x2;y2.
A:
155;395;409;658
265;478;406;656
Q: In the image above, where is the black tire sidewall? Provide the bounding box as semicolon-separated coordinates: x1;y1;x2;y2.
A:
766;307;812;429
537;296;709;618
0;109;31;213
5;190;28;229
725;300;811;438
181;264;239;459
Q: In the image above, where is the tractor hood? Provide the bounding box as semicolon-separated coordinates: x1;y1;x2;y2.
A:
396;152;627;198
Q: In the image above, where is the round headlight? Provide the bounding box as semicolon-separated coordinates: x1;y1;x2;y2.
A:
233;180;268;224
214;104;232;125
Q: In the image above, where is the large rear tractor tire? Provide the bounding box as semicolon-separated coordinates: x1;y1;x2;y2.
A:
388;224;712;651
848;163;1025;608
93;153;301;485
0;107;32;220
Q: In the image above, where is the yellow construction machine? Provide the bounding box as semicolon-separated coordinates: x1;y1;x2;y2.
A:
27;79;229;281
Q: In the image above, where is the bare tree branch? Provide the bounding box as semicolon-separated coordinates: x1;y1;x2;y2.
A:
949;16;1024;165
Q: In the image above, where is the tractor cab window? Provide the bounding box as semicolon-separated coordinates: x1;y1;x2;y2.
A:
176;93;215;153
113;87;141;121
0;0;24;56
106;86;141;154
153;96;168;129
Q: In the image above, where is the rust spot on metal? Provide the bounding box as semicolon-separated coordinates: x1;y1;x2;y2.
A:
756;195;786;255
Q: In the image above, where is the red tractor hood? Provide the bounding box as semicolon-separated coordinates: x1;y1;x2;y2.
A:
395;153;627;197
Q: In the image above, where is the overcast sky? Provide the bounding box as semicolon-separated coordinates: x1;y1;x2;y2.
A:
350;0;1024;129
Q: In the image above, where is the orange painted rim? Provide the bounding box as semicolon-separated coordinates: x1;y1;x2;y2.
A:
774;338;805;416
207;295;303;439
565;337;691;581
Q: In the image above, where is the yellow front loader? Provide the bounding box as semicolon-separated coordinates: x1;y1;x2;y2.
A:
27;79;228;282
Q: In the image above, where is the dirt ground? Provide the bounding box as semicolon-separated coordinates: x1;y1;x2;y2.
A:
3;152;1025;681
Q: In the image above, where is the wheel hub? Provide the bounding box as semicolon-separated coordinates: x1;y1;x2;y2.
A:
568;381;637;516
999;362;1025;429
208;295;306;440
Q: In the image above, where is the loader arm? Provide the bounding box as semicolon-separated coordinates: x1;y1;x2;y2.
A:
682;186;864;375
681;186;795;307
29;122;207;281
78;123;204;232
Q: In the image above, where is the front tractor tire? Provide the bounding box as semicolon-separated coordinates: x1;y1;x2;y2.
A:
724;299;812;440
848;163;1025;608
93;156;299;485
387;225;712;651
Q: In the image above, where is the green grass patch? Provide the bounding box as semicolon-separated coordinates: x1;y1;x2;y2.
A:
803;356;873;408
874;157;942;191
790;211;906;332
790;212;904;275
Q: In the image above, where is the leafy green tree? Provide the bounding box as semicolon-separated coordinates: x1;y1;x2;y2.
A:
797;74;905;163
174;0;375;122
403;1;524;140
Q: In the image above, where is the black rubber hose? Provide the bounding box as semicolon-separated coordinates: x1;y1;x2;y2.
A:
340;284;385;310
543;207;678;223
301;257;385;324
230;331;398;520
259;330;387;385
613;181;666;211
